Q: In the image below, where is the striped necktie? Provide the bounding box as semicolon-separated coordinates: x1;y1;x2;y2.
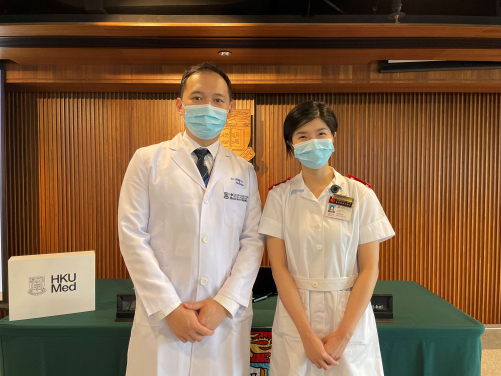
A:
193;148;211;187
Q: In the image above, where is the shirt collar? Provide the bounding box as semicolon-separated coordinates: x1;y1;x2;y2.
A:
182;131;220;158
289;167;345;199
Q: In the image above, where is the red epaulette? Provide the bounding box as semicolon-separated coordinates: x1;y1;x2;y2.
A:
268;177;291;191
347;174;372;189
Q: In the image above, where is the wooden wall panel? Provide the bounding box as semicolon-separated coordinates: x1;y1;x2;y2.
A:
254;93;501;324
3;91;500;324
5;93;253;282
5;92;39;259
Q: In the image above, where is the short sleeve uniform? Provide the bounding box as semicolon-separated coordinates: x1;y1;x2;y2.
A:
258;168;395;376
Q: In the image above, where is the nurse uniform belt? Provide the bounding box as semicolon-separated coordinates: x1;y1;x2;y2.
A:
251;267;394;321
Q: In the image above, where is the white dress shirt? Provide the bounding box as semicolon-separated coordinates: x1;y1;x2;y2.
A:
150;132;240;322
183;131;220;173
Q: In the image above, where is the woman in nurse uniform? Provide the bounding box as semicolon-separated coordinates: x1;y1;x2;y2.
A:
258;101;395;375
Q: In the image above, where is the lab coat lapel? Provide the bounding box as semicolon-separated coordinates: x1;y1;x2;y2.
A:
170;133;206;190
206;144;231;193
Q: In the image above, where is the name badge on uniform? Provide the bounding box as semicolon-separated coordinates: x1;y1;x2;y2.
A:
325;194;354;221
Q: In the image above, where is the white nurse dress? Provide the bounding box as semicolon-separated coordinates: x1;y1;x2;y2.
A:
258;168;395;376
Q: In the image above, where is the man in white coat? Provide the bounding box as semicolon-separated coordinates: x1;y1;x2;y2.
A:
118;62;265;376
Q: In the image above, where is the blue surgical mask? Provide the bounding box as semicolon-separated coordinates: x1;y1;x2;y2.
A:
182;102;228;140
293;138;334;169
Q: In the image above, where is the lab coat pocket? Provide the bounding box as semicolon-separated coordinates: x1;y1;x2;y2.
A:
274;298;301;338
337;291;371;345
223;185;249;229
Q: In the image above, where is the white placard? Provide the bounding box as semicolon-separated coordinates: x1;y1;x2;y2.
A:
8;251;95;321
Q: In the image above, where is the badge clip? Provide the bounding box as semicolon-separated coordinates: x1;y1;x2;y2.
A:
330;184;341;194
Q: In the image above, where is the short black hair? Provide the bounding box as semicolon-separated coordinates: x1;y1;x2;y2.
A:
283;101;338;155
179;62;232;100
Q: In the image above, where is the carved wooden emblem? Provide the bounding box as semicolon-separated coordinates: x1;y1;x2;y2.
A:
220;109;255;161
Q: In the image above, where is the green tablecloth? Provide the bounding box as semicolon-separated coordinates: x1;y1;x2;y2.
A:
252;281;485;375
0;279;484;376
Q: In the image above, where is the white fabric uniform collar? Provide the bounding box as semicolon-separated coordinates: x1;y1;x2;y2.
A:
182;131;220;158
289;167;348;197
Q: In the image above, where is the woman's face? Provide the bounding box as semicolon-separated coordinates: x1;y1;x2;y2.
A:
291;117;335;147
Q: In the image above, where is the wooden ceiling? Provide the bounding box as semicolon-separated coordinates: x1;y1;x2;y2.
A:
2;23;501;38
3;22;501;92
2;23;501;65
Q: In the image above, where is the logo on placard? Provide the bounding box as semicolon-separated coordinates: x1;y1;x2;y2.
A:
28;276;47;296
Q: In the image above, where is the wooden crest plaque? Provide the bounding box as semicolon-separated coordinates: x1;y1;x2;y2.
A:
220;109;255;161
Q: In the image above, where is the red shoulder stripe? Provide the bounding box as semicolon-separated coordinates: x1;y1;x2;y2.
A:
268;177;291;191
346;174;372;189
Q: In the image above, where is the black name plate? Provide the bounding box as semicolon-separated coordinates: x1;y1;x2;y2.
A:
115;292;394;323
371;294;394;322
115;293;136;322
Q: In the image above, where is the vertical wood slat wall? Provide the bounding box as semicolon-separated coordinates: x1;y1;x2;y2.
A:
4;92;500;324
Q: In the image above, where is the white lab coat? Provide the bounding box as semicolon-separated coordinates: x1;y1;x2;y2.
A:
118;132;265;376
258;168;395;376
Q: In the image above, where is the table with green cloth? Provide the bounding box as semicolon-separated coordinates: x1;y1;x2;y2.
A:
0;279;484;376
